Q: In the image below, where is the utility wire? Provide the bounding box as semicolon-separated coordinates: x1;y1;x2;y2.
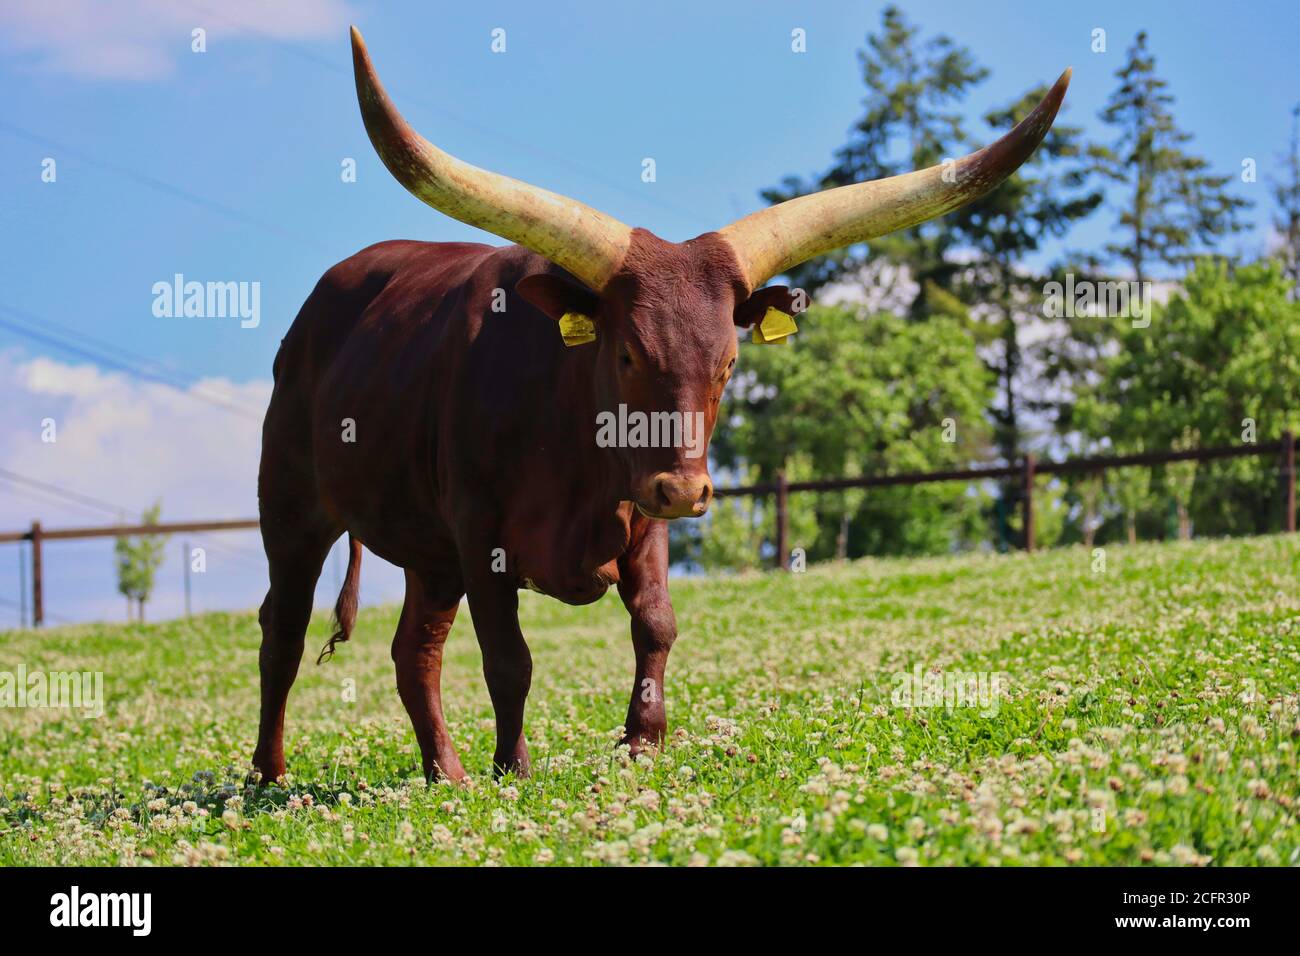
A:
0;467;266;571
0;478;119;523
187;1;703;227
0;119;333;253
0;300;262;405
0;305;265;422
0;467;138;516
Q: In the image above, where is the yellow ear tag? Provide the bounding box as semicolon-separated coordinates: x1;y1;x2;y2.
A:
752;306;798;344
559;311;596;346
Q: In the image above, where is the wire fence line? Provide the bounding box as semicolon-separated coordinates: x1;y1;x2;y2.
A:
1;433;1294;626
713;433;1296;569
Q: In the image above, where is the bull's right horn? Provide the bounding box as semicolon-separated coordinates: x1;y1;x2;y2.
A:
350;27;632;292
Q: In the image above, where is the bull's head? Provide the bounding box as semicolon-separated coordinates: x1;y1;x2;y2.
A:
350;27;1069;519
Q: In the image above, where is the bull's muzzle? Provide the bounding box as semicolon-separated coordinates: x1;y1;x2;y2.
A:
637;471;713;519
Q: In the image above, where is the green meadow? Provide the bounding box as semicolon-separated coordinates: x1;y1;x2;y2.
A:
1;534;1297;866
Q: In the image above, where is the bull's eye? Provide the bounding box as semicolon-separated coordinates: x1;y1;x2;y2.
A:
619;347;634;369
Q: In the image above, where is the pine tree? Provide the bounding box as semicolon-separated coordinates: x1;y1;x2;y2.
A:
1046;30;1251;455
1095;31;1250;285
760;5;987;315
1273;104;1300;295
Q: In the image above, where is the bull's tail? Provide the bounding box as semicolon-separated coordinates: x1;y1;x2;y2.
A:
317;534;363;664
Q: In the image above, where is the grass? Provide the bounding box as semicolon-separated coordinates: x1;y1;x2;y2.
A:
1;534;1297;866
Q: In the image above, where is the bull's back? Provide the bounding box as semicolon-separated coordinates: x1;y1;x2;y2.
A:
274;240;491;387
261;240;557;566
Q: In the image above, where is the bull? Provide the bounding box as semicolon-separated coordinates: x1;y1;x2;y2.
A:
251;27;1069;782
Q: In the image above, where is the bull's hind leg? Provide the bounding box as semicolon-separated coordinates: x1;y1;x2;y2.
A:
251;521;337;784
393;569;466;781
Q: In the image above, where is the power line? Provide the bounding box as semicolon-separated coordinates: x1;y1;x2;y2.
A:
0;120;333;253
1;14;700;263
0;11;702;420
0;466;266;572
0;299;254;398
187;1;703;228
0;304;265;422
0;593;74;627
0;478;118;523
0;467;135;516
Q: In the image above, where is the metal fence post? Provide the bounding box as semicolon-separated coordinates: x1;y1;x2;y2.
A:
18;541;27;628
1283;429;1296;533
183;539;192;617
1022;454;1036;552
775;469;789;570
30;520;43;627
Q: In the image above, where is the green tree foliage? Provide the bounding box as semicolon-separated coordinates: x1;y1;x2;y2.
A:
1109;445;1153;545
674;458;820;573
114;502;166;622
710;305;991;559
1079;259;1300;537
701;21;1285;566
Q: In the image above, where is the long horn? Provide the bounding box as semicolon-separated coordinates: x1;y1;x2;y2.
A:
350;27;631;291
718;68;1072;292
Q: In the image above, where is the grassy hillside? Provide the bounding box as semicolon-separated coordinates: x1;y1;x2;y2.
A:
1;535;1298;866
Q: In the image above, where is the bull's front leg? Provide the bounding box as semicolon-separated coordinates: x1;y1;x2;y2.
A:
616;520;677;754
463;563;533;777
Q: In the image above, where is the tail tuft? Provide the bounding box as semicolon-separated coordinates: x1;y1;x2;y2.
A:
317;534;363;664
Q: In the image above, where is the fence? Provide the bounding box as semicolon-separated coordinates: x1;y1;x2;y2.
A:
2;432;1294;625
714;431;1296;570
0;518;258;627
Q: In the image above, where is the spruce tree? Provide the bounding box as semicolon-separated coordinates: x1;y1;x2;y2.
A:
1273;104;1300;295
1095;31;1250;286
760;5;987;315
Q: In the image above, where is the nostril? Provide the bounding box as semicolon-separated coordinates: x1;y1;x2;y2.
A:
697;484;712;508
656;481;673;510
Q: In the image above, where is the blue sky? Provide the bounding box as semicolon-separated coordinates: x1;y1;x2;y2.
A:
0;0;1295;625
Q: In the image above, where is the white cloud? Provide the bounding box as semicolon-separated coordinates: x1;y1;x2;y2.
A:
0;349;406;625
0;350;269;524
0;0;353;81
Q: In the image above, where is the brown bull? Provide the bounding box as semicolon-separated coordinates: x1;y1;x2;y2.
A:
251;27;1070;782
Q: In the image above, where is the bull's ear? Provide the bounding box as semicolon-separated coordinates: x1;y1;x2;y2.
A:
734;285;802;328
516;272;600;322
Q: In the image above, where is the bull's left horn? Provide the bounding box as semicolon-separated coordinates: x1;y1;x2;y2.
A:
717;68;1072;292
350;27;631;292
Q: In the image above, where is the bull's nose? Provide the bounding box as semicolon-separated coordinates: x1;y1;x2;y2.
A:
644;472;713;518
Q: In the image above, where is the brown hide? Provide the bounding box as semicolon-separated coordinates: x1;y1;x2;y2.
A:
268;230;750;605
254;231;756;780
